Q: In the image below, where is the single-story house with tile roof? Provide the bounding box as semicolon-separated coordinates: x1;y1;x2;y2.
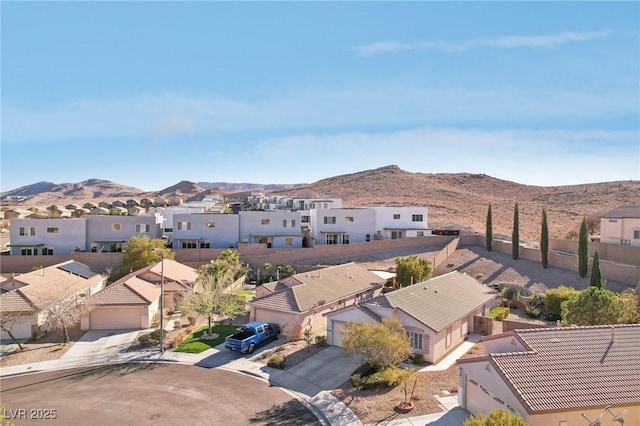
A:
249;262;386;340
81;275;161;330
81;259;197;330
457;324;640;426
600;205;640;247
0;260;108;340
325;271;497;363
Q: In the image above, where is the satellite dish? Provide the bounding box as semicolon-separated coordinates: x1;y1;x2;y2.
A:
581;413;602;426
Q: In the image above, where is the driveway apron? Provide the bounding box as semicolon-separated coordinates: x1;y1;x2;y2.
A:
61;330;140;360
269;346;362;397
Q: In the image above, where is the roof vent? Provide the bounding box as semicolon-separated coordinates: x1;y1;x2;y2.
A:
610;326;615;343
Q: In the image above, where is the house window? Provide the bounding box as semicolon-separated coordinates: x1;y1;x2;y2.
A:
261;219;270;225
342;234;350;245
19;227;36;236
285;237;293;245
621;239;631;245
42;247;54;255
323;203;328;209
301;215;310;223
47;227;59;234
634;230;640;239
417;231;424;237
181;240;197;249
136;224;151;233
112;223;121;231
337;299;346;309
609;219;618;223
412;214;424;222
200;241;211;249
393;214;400;220
345;216;354;222
325;234;338;245
406;331;423;351
324;216;336;224
21;248;35;255
205;222;216;228
365;234;371;242
391;231;403;239
177;221;191;231
282;219;296;228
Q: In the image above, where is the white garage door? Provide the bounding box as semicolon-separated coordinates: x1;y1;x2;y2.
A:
90;307;141;330
330;320;346;347
0;316;33;340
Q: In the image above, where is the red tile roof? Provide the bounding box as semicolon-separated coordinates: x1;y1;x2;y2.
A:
86;276;160;306
461;325;640;412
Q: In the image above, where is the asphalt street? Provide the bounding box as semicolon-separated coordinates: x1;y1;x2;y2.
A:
0;363;321;426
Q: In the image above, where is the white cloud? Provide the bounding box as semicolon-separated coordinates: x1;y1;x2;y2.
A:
3;84;636;144
353;30;610;55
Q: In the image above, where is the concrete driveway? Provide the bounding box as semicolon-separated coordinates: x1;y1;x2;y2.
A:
61;329;141;360
268;346;362;396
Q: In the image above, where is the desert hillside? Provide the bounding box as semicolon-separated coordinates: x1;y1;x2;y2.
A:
2;165;639;242
274;165;640;242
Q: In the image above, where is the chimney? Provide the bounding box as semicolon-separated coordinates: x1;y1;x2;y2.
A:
610;326;615;343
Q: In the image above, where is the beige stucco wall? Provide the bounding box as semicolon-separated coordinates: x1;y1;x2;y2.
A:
527;405;640;426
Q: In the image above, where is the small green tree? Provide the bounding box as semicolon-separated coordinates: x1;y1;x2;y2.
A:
578;217;589;278
540;209;549;268
179;255;247;335
619;289;640;324
341;317;413;370
463;409;530;426
501;286;520;308
512;203;519;260
120;235;174;277
589;251;602;288
486;204;493;252
562;286;626;326
543;286;579;321
395;255;432;287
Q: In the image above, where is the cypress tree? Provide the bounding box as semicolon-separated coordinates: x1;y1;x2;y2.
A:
578;217;589;278
486;204;493;252
540;209;549;268
590;251;602;288
512;203;519;260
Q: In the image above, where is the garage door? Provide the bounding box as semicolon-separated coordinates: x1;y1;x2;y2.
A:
0;316;33;340
90;307;141;330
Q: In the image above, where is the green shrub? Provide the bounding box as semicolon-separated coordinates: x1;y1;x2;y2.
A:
315;335;327;347
267;354;286;369
544;286;578;321
412;354;424;365
351;364;412;390
489;307;509;321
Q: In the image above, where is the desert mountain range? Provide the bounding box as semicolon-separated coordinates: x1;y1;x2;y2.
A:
2;165;639;242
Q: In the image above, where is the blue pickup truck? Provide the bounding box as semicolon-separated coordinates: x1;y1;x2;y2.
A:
224;321;281;354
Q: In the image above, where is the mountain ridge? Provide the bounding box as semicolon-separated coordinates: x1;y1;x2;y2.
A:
2;165;639;241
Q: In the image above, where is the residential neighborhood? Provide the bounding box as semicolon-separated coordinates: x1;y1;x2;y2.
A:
1;194;639;425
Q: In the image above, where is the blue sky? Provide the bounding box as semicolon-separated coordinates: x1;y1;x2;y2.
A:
2;1;639;192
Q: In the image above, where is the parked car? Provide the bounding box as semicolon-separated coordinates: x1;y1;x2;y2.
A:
224;321;281;354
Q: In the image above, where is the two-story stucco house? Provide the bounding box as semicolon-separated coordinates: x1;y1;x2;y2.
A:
239;210;303;248
86;214;163;252
371;206;429;240
600;206;640;247
9;218;87;256
171;213;240;249
311;208;376;245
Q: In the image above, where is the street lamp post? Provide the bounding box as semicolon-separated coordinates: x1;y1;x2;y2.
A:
159;251;164;354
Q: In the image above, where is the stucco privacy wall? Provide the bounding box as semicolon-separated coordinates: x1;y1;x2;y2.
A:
459;234;640;285
2;235;637;285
